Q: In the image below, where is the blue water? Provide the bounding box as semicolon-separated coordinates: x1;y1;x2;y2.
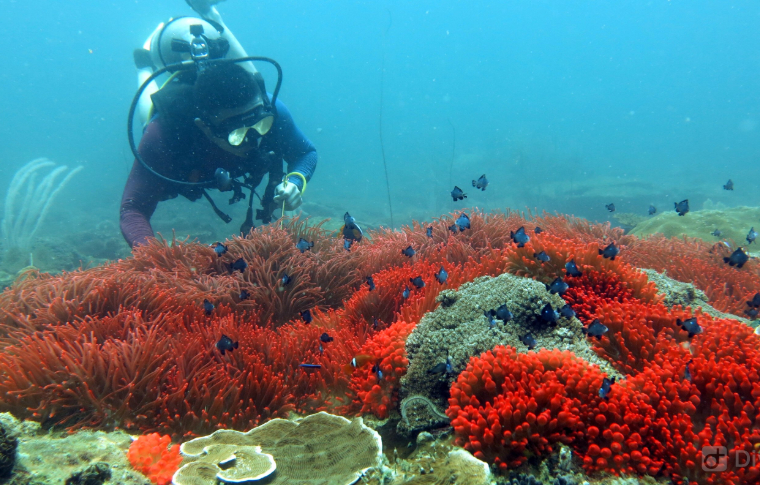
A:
2;0;759;251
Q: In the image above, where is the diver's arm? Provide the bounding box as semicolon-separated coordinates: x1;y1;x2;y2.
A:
119;121;170;248
120;161;161;248
270;99;317;191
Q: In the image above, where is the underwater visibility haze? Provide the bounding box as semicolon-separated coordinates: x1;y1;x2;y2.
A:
0;1;760;484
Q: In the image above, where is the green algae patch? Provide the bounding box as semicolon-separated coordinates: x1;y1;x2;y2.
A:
630;205;760;243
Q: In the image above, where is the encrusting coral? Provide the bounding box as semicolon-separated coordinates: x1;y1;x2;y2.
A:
174;412;381;485
0;211;758;485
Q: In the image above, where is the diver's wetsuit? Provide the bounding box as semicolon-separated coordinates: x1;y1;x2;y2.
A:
120;98;317;248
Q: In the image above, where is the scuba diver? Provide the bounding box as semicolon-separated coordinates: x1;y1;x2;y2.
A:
120;0;317;248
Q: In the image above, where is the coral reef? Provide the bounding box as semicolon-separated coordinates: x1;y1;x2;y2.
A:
630;205;760;243
0;209;758;485
361;430;492;485
127;433;181;485
0;413;150;485
174;444;276;484
0;417;16;478
64;463;112;485
1;158;83;250
175;412;382;485
400;272;614;433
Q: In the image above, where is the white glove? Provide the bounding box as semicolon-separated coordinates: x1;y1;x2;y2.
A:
273;181;302;211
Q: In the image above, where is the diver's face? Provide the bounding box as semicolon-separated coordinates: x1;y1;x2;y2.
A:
199;99;260;155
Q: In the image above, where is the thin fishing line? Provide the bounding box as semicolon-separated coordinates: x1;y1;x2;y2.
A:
379;8;394;229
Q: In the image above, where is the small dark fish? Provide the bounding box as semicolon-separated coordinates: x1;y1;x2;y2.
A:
373;317;380;329
560;304;576;318
583;319;609;340
674;199;689;216
301;309;313;324
372;361;383;380
599;376;615;399
510;226;530;248
724;248;749;268
534;251;550;263
711;229;722;237
239;290;250;300
684;359;693;382
748;292;760;308
495;304;513;322
428;355;453;374
451;186;467;201
648;205;657;216
230;258;248;273
203;299;214;315
320;332;334;343
747;227;757;244
455;213;471;231
216;334;238;355
401;245;416;257
342;212;364;242
546;277;569;295
299;363;322;369
448;223;458;234
745;308;759;320
410;276;425;289
605;203;615;212
484;310;498;327
599;242;620;260
520;333;537;350
344;239;353;251
213;242;228;256
434;266;448;284
402;286;410;299
426;226;433;238
540;303;559;324
472;174;488;191
534;227;543;234
677;317;702;338
281;273;291;286
296;238;314;253
565;259;583;277
724;179;734;190
366;275;376;291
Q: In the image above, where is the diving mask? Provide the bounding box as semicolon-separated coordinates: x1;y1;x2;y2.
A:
208;102;275;146
227;114;273;146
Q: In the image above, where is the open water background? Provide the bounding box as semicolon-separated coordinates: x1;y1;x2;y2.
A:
1;0;759;249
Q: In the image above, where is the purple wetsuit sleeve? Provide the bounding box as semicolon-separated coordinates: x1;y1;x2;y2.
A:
270;99;317;191
119;121;170;248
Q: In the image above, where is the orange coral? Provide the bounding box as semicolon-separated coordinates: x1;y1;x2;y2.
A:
127;433;181;485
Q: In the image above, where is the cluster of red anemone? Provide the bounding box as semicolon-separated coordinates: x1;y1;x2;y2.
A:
0;211;758;485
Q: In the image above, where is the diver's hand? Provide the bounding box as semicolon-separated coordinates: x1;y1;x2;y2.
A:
273;182;302;211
